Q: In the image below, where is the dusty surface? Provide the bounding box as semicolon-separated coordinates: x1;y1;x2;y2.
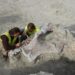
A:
0;0;75;33
0;0;75;75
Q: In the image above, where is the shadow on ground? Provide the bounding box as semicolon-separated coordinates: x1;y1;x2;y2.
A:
0;15;21;25
9;57;75;75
